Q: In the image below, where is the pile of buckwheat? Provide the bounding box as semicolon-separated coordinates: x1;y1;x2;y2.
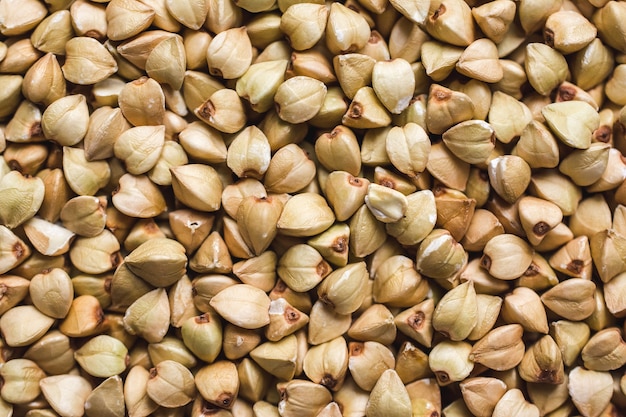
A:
0;0;626;416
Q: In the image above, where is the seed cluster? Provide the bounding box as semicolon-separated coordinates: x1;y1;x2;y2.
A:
0;0;626;416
